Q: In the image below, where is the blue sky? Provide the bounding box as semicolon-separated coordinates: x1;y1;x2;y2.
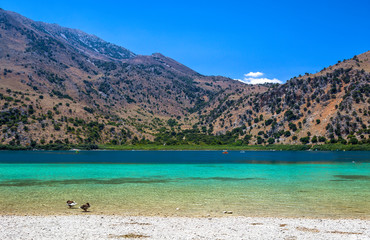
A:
1;0;369;83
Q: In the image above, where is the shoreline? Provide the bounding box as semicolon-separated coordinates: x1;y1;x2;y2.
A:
1;143;370;151
1;215;369;239
2;212;370;220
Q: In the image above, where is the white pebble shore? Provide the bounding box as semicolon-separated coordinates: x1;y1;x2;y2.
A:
1;215;369;240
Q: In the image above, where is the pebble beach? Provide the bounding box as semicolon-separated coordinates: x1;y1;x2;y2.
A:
1;215;369;240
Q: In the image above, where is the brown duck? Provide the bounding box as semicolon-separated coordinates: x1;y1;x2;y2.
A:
66;200;77;208
80;203;90;212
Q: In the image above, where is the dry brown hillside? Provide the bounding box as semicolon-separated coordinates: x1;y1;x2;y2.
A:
0;9;368;147
0;9;266;146
204;52;370;145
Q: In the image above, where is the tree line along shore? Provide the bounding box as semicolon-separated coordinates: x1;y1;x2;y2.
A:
0;143;369;151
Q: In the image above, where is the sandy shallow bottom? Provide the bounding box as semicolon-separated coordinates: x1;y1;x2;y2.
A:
1;215;369;240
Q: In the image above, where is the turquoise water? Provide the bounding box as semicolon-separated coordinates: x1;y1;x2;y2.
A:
0;151;369;218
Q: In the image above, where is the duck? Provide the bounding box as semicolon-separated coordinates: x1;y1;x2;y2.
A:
66;200;77;208
80;203;90;212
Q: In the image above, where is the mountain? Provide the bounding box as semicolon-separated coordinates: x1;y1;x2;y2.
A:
0;9;368;148
0;9;265;146
203;52;370;145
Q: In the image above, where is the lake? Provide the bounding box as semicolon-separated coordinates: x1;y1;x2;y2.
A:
0;151;369;218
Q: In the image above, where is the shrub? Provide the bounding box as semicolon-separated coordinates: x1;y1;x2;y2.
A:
83;107;94;114
284;110;297;121
267;138;275;144
265;119;273;126
289;122;297;131
256;136;264;144
349;137;358;145
300;137;310;144
167;119;178;127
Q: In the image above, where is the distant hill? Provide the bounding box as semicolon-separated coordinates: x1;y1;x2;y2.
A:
0;9;368;148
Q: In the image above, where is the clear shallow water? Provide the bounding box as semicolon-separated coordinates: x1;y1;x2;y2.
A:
0;151;369;218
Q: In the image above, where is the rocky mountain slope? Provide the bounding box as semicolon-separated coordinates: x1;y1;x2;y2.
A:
0;9;368;147
202;52;370;145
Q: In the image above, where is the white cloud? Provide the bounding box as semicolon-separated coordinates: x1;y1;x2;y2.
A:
241;77;282;84
236;71;282;85
244;71;264;77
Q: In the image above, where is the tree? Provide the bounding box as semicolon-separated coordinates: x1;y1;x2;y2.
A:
132;136;139;145
349;137;358;145
339;138;347;144
300;137;310;144
289;122;297;131
243;135;252;144
284;110;297;121
265;119;273;126
256;136;264;144
318;136;326;142
167;119;178;127
201;126;207;133
30;140;37;148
